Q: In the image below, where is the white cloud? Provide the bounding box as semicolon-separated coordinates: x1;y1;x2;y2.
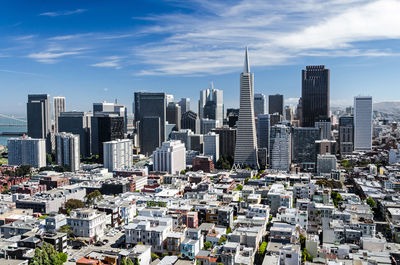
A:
132;0;400;75
27;51;80;63
91;56;122;69
39;9;86;17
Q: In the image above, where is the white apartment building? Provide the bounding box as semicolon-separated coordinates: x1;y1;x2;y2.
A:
8;137;46;168
55;132;80;171
267;184;293;215
125;216;173;252
67;208;107;239
153;140;186;174
103;139;133;172
354;96;373;151
203;132;219;164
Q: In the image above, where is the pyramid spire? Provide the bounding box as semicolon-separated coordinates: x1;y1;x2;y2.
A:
243;46;250;73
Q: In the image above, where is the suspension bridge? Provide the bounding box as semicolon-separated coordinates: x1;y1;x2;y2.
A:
0;114;27;127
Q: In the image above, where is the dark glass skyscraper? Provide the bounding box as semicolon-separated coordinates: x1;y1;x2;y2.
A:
91;114;124;159
181;110;199;134
166;102;181;130
134;92;166;155
58;111;92;157
292;127;320;167
339;115;354;156
27;94;52;152
301;65;330;127
268;94;284;115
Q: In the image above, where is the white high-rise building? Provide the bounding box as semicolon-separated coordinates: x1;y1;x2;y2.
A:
153;140;186;174
234;47;259;169
103;139;133;172
199;82;224;126
254;93;266;116
270;125;291;171
53;96;66;133
55;132;80;172
203;132;219;163
354;96;373;151
8;137;46;168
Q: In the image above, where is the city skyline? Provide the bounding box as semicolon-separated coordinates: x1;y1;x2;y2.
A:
1;0;400;115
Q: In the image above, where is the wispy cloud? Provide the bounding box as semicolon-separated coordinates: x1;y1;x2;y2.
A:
0;69;44;77
27;50;81;63
91;56;122;69
39;9;86;17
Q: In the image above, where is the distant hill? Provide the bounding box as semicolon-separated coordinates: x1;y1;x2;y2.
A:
374;101;400;115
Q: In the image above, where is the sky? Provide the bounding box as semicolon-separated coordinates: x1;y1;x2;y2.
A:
1;0;400;116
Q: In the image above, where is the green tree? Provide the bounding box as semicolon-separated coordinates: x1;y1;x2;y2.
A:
301;248;313;262
64;199;85;210
46;153;53;165
367;197;376;208
85;190;103;206
121;257;135;265
234;184;243;191
259;241;267;255
58;225;72;236
29;243;66;265
299;234;306;250
218;236;227;245
203;241;212;250
331;191;343;208
58;253;68;263
151;253;159;261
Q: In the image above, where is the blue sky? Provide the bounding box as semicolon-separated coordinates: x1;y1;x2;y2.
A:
1;0;400;116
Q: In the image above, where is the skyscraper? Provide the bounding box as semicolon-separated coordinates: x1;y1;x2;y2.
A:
199;83;224;125
58;111;92;157
91;114;124;158
212;127;236;158
339;116;354;156
178;98;190;114
27;94;51;152
270;125;291;171
315;119;331;140
354;96;373;151
55;132;80;172
200;118;220;134
254;93;266;116
53;96;66;133
233;48;258;169
93;101;128;133
292;127;320;169
203;132;219;164
134;92;166;155
284;106;293;121
257;114;270;150
181;110;200;134
268;94;284;115
166;102;181;131
301;65;330;127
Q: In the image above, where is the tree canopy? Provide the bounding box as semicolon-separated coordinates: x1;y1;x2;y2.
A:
29;243;67;265
85;190;103;205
